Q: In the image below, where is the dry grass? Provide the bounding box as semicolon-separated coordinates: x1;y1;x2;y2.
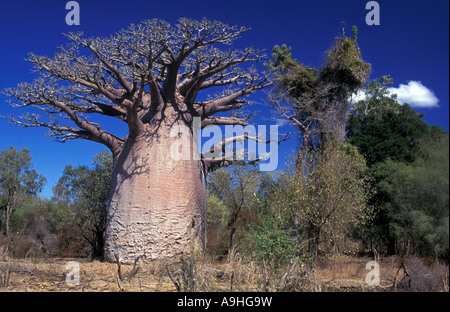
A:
0;255;447;292
0;256;259;292
314;255;398;291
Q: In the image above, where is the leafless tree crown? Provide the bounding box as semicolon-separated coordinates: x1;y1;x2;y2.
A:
3;18;271;160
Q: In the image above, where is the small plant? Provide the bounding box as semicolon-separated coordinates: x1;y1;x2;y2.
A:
246;214;297;273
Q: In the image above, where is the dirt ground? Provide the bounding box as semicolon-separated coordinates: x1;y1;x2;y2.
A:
0;255;445;292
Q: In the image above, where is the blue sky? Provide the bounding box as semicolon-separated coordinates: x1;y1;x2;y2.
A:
0;0;448;198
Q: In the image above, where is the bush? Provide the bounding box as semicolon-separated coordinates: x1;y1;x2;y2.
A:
56;224;90;258
246;212;297;272
9;195;69;235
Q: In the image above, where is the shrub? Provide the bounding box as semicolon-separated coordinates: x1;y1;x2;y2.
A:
246;212;297;272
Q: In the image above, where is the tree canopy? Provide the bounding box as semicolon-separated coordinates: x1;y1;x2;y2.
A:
347;75;449;261
3;18;272;170
0;146;46;237
268;30;370;156
347;76;431;166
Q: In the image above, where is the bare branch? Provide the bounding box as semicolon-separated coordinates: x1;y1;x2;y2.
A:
179;47;264;105
199;75;241;90
201;116;249;128
205;132;277;156
203;157;260;173
196;78;272;117
5;112;123;153
65;32;134;93
3;81;124;153
4;18;271;159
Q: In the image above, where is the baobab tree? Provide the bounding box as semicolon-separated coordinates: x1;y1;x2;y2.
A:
3;18;272;262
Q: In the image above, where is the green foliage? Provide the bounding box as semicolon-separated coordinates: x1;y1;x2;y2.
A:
354;75;395;110
242;143;371;265
268;29;371;162
347;76;430;166
267;44;298;73
269;30;370;99
266;32;372;261
52;150;113;259
267;44;318;100
294;141;372;256
352;26;358;41
0;146;46;236
206;165;265;254
246;211;297;271
321;35;370;92
206;195;229;229
9;195;70;235
0;146;46;196
243;170;298;270
53;150;112;207
207;165;263;213
374;133;449;261
348;78;449;261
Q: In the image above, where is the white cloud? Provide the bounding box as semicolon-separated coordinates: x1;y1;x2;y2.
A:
350;90;367;104
350;80;439;108
387;81;439;108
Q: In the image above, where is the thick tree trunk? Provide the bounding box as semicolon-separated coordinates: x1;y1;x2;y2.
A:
103;117;206;263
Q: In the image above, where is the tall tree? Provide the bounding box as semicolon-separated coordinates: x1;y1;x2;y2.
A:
267;30;371;257
207;165;262;256
292;141;371;258
346;75;446;256
53;150;112;260
347;76;430;167
3;18;272;262
0;146;46;238
368;130;449;260
268;32;370;164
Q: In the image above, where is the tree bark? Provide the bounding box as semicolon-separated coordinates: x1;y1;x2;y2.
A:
103;112;206;263
5;188;17;239
307;223;320;261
